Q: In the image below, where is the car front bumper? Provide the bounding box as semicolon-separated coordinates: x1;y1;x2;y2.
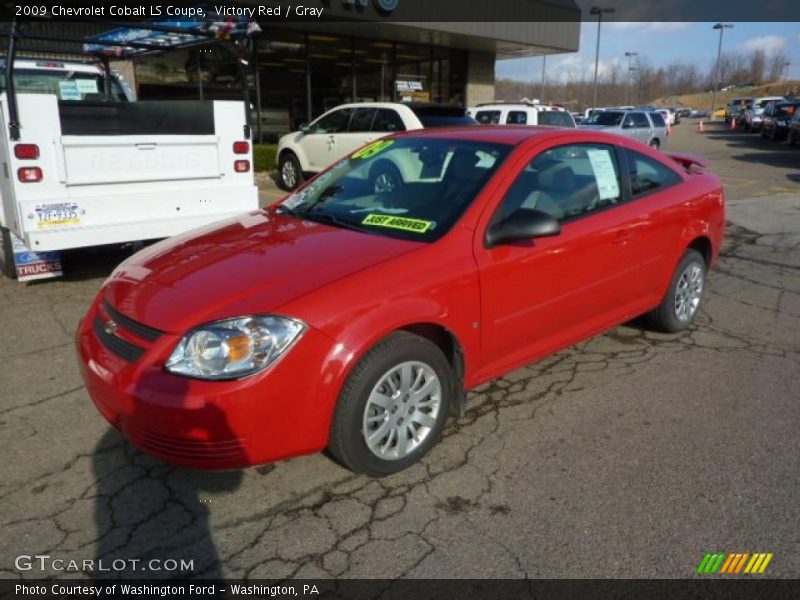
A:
76;296;347;469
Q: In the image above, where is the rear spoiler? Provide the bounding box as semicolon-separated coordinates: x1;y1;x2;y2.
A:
666;152;708;171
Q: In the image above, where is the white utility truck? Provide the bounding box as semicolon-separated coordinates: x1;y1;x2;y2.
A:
0;20;259;281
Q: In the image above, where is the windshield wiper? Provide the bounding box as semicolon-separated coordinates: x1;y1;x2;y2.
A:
275;204;306;217
303;211;373;234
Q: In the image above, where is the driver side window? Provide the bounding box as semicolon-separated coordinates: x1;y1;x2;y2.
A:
311;108;354;134
493;143;622;224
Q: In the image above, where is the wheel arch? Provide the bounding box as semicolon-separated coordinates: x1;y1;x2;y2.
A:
687;235;713;268
278;146;310;173
332;320;471;421
399;323;467;413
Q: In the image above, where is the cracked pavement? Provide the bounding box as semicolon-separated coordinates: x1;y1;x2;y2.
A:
1;123;798;580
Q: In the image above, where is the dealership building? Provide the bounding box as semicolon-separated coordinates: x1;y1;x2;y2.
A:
12;2;581;139
127;1;580;137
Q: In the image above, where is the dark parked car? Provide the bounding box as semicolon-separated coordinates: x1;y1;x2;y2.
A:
761;100;800;141
788;111;800;146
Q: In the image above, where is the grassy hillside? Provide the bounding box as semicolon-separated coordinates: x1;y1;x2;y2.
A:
653;80;800;109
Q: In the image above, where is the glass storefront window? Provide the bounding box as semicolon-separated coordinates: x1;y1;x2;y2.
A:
254;28;467;140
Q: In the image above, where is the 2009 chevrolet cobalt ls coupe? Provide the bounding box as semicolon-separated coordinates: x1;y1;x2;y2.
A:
77;127;724;476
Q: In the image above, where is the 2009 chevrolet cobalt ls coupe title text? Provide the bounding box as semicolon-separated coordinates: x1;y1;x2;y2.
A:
77;127;724;476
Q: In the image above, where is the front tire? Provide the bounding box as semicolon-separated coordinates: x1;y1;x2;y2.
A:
370;161;404;194
278;152;304;191
647;249;706;333
329;331;453;477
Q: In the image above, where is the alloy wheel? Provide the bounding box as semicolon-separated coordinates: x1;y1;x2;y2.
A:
281;160;297;189
362;361;441;460
674;262;704;322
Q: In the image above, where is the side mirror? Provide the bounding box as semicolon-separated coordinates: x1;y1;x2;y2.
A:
299;123;311;134
485;208;561;248
622;121;635;129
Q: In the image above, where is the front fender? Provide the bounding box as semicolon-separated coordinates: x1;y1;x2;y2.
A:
278;134;312;172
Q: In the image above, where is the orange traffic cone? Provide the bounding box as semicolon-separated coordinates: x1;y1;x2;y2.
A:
698;121;705;133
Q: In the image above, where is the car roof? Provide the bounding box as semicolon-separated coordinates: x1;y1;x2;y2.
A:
396;125;617;145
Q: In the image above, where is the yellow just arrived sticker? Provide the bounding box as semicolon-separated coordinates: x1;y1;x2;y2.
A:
362;214;433;234
352;140;394;160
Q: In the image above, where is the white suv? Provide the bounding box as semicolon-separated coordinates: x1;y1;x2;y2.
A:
467;103;576;128
276;102;474;190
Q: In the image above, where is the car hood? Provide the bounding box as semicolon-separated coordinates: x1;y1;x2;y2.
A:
103;211;423;332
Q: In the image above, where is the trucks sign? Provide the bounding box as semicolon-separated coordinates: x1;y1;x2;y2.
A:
11;232;62;282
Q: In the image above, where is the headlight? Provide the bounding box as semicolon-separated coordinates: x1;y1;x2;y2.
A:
165;316;305;380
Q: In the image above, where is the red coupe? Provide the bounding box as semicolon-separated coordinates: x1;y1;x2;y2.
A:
77;127;724;476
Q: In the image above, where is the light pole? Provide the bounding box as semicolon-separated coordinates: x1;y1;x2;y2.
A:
624;51;637;106
710;23;733;122
591;6;615;110
540;55;547;102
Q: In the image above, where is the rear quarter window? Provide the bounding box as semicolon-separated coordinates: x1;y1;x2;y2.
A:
625;149;682;197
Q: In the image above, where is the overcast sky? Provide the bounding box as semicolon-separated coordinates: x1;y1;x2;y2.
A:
496;22;800;83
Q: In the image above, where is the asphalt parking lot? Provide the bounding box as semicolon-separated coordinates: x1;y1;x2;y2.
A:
1;121;798;580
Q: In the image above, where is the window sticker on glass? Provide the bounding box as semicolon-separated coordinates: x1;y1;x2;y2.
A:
58;80;81;100
586;149;620;200
475;151;499;168
362;214;433;234
75;79;99;94
352;140;394;160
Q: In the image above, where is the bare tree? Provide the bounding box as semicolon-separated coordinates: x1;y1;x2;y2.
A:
767;49;789;82
494;45;796;111
748;49;766;85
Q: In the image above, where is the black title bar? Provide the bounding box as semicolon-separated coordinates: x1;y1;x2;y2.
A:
1;0;799;23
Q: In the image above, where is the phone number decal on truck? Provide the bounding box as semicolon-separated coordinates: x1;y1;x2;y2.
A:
35;203;81;228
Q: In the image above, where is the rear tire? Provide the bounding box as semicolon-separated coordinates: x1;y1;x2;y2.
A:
278;152;304;191
649;138;661;150
329;331;453;477
646;249;706;333
0;226;17;280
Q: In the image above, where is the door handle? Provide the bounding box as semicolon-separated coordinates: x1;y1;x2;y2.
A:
136;143;157;150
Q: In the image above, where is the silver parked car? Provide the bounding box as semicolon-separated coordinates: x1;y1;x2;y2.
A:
647;111;669;149
742;96;784;132
579;109;664;149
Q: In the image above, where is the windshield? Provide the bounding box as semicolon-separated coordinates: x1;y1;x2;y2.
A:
0;68;127;102
584;111;624;126
278;137;511;242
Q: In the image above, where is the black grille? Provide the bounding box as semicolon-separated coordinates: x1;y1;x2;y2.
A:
102;300;164;342
93;316;145;362
137;429;248;462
